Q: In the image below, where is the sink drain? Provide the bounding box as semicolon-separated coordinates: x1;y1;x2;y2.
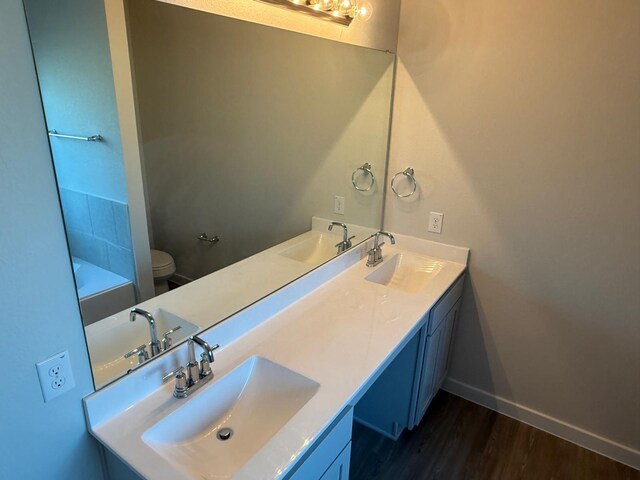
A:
217;427;233;441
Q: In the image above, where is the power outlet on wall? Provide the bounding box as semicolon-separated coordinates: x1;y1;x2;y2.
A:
36;350;76;402
428;212;444;234
334;195;345;215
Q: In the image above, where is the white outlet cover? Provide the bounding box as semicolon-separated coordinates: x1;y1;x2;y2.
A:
334;196;345;215
36;350;75;402
428;212;444;234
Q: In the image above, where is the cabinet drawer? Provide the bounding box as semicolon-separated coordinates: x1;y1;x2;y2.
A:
287;408;353;480
428;274;464;335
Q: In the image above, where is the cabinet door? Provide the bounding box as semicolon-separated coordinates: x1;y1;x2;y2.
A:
434;298;461;392
413;275;465;427
319;442;351;480
415;321;445;424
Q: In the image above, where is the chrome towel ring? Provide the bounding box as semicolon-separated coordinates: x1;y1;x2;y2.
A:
352;163;375;191
391;167;417;198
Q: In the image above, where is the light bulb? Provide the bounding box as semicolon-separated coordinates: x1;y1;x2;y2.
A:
356;1;372;21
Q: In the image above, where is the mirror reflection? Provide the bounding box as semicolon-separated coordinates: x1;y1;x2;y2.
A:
24;0;394;388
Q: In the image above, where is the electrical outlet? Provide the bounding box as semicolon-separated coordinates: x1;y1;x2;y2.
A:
36;351;75;402
51;376;66;389
428;212;444;234
334;195;345;215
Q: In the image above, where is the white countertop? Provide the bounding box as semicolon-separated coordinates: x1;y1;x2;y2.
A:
84;234;468;479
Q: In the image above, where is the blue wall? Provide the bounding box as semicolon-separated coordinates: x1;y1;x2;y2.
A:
0;1;105;478
24;0;128;203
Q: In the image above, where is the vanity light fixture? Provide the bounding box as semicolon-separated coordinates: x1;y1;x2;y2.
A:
256;0;372;26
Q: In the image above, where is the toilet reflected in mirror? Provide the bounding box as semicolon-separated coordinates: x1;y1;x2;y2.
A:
151;250;176;296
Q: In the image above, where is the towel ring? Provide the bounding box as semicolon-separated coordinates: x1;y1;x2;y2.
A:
391;167;417;198
352;163;375;192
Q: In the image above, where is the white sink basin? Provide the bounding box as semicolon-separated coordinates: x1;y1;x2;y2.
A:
86;308;199;388
366;253;444;293
279;234;340;265
142;356;319;479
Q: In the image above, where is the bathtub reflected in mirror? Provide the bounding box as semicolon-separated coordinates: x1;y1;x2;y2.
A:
73;257;136;326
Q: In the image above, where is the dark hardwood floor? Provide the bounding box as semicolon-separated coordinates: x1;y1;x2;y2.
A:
350;391;639;480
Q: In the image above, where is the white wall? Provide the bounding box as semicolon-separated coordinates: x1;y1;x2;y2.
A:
0;1;104;479
385;0;640;467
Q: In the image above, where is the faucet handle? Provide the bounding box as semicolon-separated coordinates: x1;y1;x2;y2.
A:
161;325;182;350
200;352;213;377
124;344;149;364
162;368;188;398
174;371;188;397
162;366;185;383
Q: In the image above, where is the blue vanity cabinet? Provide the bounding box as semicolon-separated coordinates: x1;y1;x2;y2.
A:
412;275;464;426
353;330;422;440
352;274;465;439
287;408;353;480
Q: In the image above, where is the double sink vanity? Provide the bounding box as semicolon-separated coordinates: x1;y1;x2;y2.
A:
84;233;469;480
23;1;468;477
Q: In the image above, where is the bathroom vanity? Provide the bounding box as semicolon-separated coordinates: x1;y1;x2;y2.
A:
84;234;468;479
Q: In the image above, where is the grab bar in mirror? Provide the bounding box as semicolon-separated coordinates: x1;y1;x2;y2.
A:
391;167;417;198
198;233;220;244
352;163;375;191
48;130;103;142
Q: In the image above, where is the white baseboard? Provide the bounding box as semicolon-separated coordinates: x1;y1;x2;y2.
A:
442;378;640;471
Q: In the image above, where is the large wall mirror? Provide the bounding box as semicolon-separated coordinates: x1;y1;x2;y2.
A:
24;0;394;388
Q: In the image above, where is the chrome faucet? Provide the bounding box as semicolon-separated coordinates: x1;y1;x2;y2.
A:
366;231;396;267
130;308;161;356
163;335;220;398
329;222;356;254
